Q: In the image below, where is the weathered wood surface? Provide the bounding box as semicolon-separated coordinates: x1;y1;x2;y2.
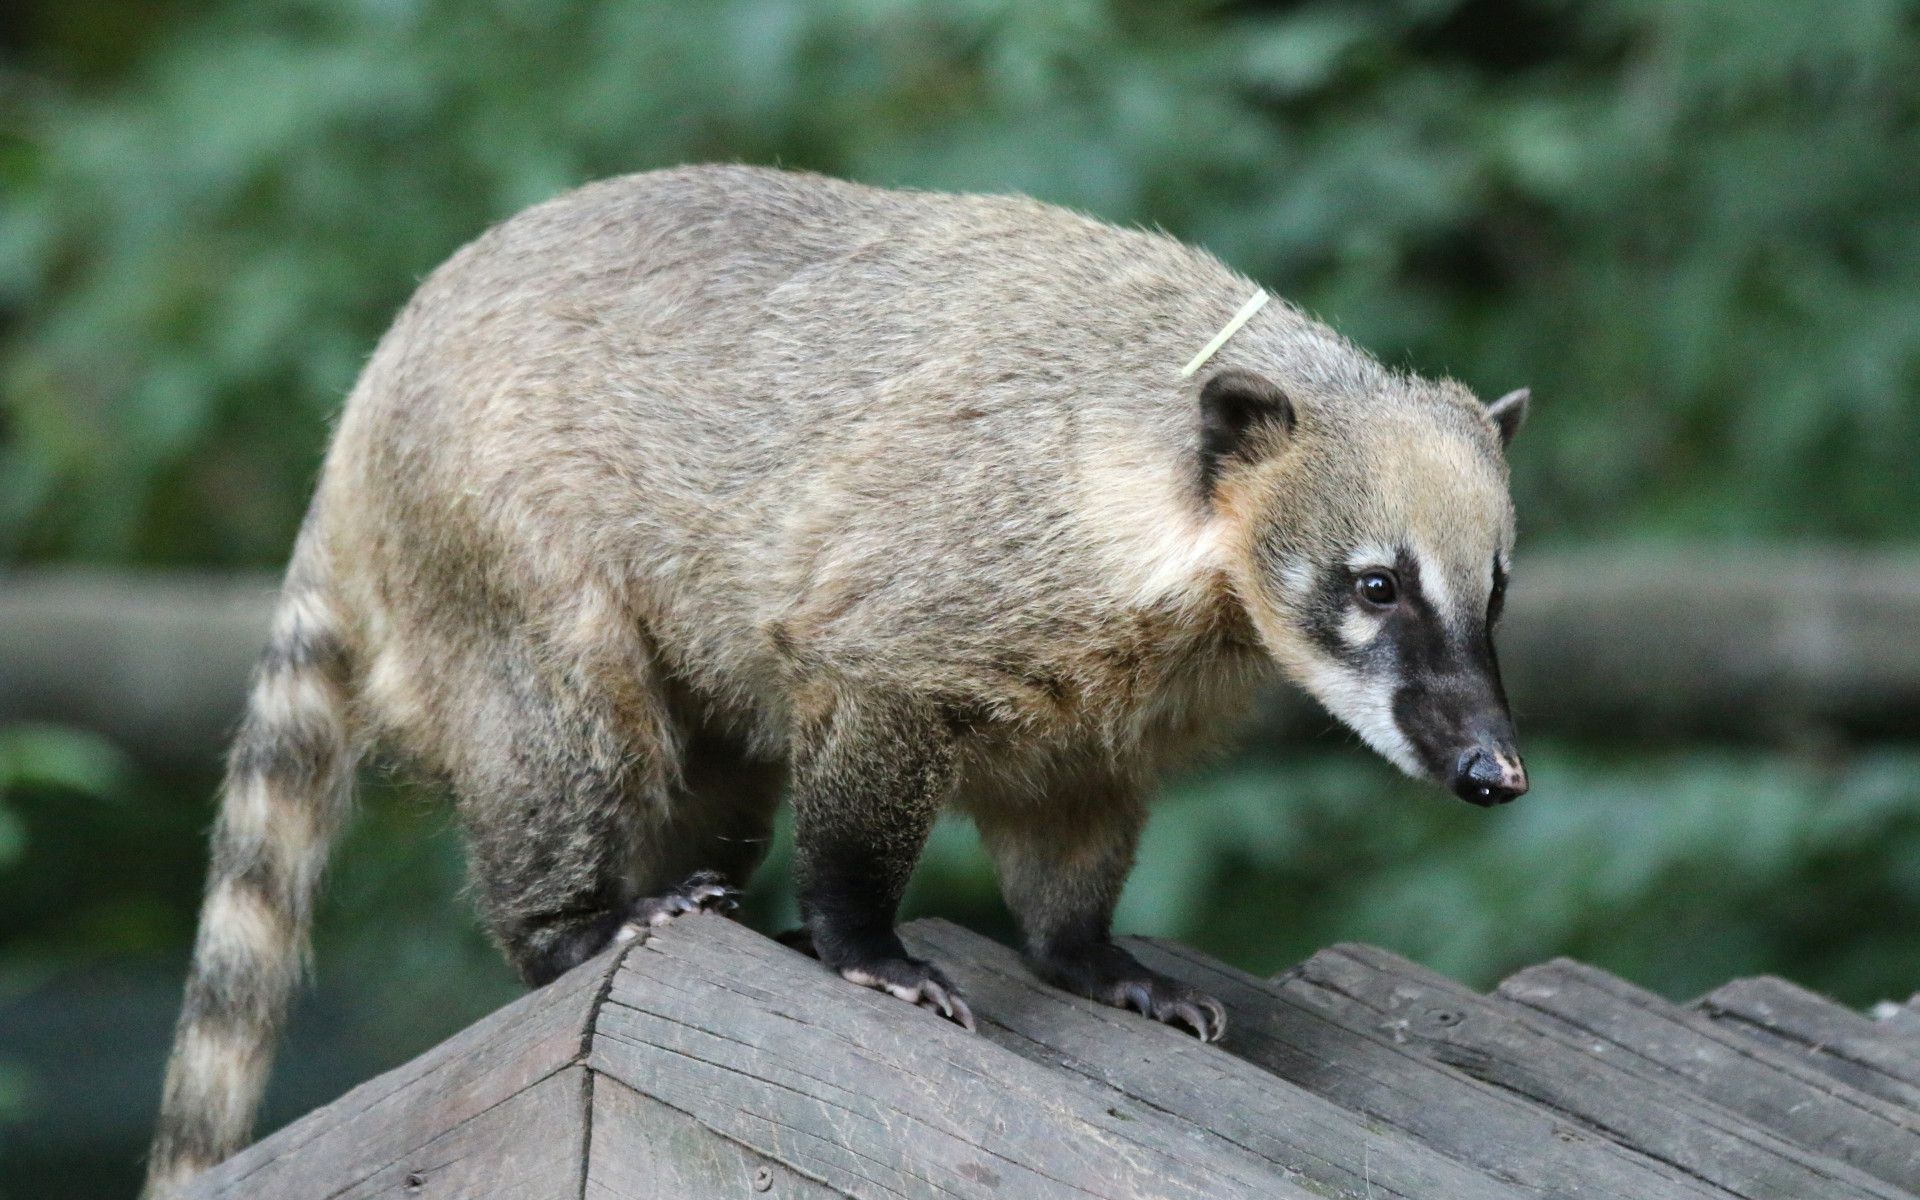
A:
590;914;1324;1200
1698;976;1920;1111
14;550;1920;768
586;1074;845;1200
1276;943;1908;1200
186;939;606;1198
1499;958;1920;1192
1887;998;1920;1038
180;916;1917;1200
1125;937;1731;1200
903;920;1532;1200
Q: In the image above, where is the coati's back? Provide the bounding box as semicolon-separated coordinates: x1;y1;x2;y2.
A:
320;165;1286;744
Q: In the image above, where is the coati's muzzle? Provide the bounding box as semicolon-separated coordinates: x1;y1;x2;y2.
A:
1392;671;1529;807
1446;716;1528;807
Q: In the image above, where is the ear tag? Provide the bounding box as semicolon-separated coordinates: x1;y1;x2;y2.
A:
1180;289;1270;378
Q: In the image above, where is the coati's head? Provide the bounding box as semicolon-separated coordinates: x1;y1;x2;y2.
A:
1201;367;1530;806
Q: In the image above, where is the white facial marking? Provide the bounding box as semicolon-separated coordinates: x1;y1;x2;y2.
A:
1345;543;1395;574
1293;655;1422;777
1412;543;1457;626
1338;607;1385;650
1278;556;1316;603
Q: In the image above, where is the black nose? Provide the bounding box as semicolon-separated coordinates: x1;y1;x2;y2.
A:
1452;746;1529;807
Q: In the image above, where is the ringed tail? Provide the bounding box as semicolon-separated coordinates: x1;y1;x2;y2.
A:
143;549;358;1197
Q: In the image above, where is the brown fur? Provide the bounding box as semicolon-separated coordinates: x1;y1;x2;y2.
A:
147;165;1523;1193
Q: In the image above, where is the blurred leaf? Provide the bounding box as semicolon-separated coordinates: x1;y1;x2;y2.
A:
2;0;1917;560
0;725;130;804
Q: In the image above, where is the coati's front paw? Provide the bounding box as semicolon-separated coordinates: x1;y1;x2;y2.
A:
839;955;977;1032
614;870;739;941
1038;941;1227;1042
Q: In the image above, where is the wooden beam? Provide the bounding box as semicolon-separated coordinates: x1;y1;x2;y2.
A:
1499;958;1920;1193
157;917;1920;1200
1278;944;1905;1200
183;942;611;1198
589;913;1327;1199
1697;976;1920;1111
586;1074;846;1199
903;919;1530;1200
1123;937;1728;1200
6;549;1920;768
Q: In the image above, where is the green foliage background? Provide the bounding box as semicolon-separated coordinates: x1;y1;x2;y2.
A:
2;1;1918;1195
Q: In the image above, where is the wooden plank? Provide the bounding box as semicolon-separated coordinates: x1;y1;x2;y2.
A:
588;913;1330;1200
184;941;617;1198
330;1066;587;1199
902;920;1529;1200
587;1072;848;1200
1121;938;1731;1200
1279;944;1906;1200
1698;977;1920;1111
1890;998;1920;1039
1500;959;1920;1193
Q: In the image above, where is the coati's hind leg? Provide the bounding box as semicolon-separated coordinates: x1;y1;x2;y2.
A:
973;776;1226;1042
448;650;732;988
790;695;974;1030
637;717;786;893
617;718;785;933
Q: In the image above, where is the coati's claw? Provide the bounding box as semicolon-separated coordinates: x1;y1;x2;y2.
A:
1040;943;1229;1042
1168;999;1225;1042
839;958;977;1032
1111;979;1226;1042
622;870;740;934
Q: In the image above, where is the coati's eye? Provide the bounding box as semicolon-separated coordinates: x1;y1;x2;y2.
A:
1355;570;1399;608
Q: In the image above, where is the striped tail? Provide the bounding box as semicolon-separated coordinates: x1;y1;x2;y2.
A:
143;561;358;1197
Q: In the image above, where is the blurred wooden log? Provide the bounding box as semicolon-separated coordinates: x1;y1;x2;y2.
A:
0;569;280;771
4;547;1919;769
1491;547;1920;745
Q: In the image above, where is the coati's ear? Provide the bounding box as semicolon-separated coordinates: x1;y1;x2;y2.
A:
1487;387;1529;448
1198;369;1294;499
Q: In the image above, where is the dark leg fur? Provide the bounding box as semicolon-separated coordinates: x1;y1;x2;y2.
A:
459;664;783;988
510;871;742;988
975;778;1226;1042
790;697;973;1030
639;719;786;892
453;650;672;987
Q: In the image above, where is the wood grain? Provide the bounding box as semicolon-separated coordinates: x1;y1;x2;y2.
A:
904;919;1530;1200
1500;958;1920;1192
589;913;1328;1200
1699;977;1920;1111
587;1072;847;1200
1125;937;1730;1200
1281;944;1906;1200
181;940;617;1198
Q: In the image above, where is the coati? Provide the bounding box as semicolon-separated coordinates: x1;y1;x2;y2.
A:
145;164;1530;1194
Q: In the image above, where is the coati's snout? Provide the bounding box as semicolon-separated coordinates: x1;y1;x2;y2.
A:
1200;367;1532;805
1391;671;1528;806
1453;739;1529;806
